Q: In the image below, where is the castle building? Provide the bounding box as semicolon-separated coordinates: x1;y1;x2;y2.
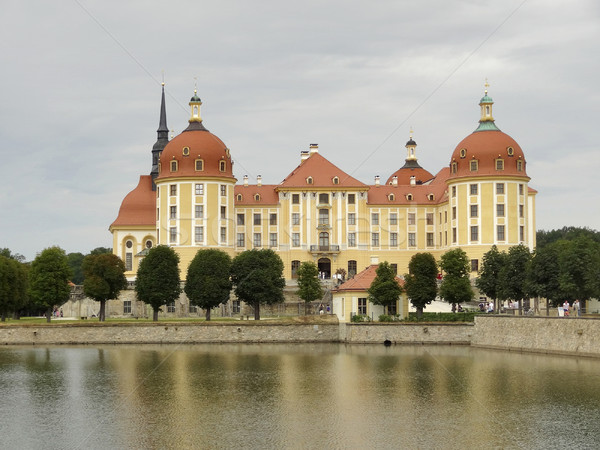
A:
110;84;536;301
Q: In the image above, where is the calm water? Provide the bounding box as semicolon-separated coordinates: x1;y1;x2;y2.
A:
1;344;599;450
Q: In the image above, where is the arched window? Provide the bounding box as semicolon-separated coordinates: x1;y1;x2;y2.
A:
406;193;413;201
307;176;313;185
332;176;339;185
254;194;261;201
236;194;243;201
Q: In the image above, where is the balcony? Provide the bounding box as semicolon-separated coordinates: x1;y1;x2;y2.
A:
309;244;340;254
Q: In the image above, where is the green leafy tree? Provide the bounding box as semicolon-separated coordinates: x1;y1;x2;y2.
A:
527;243;561;313
135;246;181;321
0;248;26;263
29;247;72;322
475;245;507;313
0;256;29;321
185;249;232;321
82;253;127;321
498;244;532;313
90;247;112;255
536;226;600;249
230;249;285;320
404;253;438;319
67;252;85;284
296;261;323;311
439;248;474;308
368;261;403;315
556;236;600;307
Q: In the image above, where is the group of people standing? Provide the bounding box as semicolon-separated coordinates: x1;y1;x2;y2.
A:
562;299;581;317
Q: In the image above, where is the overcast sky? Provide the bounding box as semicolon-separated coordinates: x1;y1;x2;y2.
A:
1;0;599;261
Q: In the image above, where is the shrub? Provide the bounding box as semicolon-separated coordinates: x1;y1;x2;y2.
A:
406;312;477;322
351;314;371;323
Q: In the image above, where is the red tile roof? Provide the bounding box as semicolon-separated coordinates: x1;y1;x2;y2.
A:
110;175;156;229
234;185;279;205
367;168;450;205
333;264;404;293
279;152;367;189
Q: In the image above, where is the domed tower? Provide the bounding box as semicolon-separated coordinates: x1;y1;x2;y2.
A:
155;90;236;274
446;84;535;256
385;131;434;185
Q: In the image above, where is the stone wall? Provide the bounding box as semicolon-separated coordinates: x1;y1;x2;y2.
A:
471;315;600;357
341;322;473;344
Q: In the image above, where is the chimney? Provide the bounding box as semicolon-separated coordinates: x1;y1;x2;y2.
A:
309;143;319;154
243;175;248;187
392;176;398;186
257;175;262;187
410;175;416;186
375;175;380;186
301;150;310;162
370;255;379;265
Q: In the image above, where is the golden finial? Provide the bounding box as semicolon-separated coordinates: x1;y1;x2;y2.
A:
194;76;198;95
409;127;413;139
170;129;174;139
161;70;165;86
484;78;490;95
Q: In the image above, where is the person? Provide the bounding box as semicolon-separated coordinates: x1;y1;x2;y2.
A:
457;304;463;312
452;303;456;313
573;299;581;317
319;304;324;315
563;300;570;317
326;305;330;314
488;301;494;313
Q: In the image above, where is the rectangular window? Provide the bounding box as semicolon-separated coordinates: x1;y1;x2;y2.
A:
358;298;367;315
189;304;197;314
292;233;300;247
470;226;478;241
497;204;505;217
237;233;245;247
319;209;329;225
408;232;416;247
390;232;398;247
520;225;525;242
167;302;175;313
497;225;505;241
519;204;524;218
517;160;523;171
269;233;277;247
221;206;226;219
470;184;478;195
452;206;456;220
372;213;379;225
292;193;300;204
232;300;241;314
496;183;505;194
426;213;434;225
470;160;478;171
195;183;204;195
347;193;356;204
452;227;457;243
348;260;357;277
170;184;177;196
269;213;277;226
237;213;245;225
319;193;329;204
169;227;177;243
253;233;261;247
390;264;398;275
220;227;227;243
470;205;478;218
471;259;479;272
220;185;226;196
195;226;204;243
253;213;261;225
348;232;356;247
195;205;204;219
519;184;524;195
170;206;177;219
125;253;132;271
408;213;416;225
292;213;300;225
427;232;434;247
348;213;356;225
372;232;380;247
123;300;132;314
452;186;456;197
390;213;397;225
445;211;448;223
496;159;504;170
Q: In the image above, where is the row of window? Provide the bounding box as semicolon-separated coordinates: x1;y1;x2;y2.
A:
451;158;524;174
162;183;228;197
467;225;525;242
452;183;525;197
290;193;357;204
164;159;227;173
236;213;278;226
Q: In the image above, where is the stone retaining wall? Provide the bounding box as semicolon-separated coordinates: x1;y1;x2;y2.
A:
341;322;473;344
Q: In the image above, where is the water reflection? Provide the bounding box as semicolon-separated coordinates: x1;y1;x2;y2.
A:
1;344;599;449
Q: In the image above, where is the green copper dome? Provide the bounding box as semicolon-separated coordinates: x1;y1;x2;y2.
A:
479;94;493;104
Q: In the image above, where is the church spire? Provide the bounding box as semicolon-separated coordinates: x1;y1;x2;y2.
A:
474;79;500;132
400;129;423;169
151;83;169;189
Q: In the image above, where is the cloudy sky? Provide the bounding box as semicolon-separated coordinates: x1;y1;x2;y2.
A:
1;0;599;261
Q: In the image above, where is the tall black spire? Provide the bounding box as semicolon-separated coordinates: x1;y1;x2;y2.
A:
150;83;169;190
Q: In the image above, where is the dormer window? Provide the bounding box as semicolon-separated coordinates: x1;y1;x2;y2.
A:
219;160;226;172
406;193;413;201
236;194;243;201
507;146;514;156
332;176;339;185
470;159;478;172
182;147;190;156
496;159;504;171
517;160;524;171
389;194;395;201
460;148;467;158
170;160;178;172
451;162;457;174
195;159;204;171
254;194;261;201
307;176;313;185
158;163;161;173
428;194;435;201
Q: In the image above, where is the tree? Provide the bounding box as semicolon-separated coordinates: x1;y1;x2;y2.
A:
527;244;561;314
230;249;285;320
0;256;28;321
185;249;232;321
29;247;72;323
135;246;181;321
67;252;85;285
0;248;26;263
439;248;474;308
90;247;112;255
498;244;531;313
296;261;323;312
82;253;127;321
555;236;600;307
475;245;507;313
404;253;438;319
368;261;403;315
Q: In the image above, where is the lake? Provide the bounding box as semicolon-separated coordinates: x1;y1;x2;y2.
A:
1;344;599;449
